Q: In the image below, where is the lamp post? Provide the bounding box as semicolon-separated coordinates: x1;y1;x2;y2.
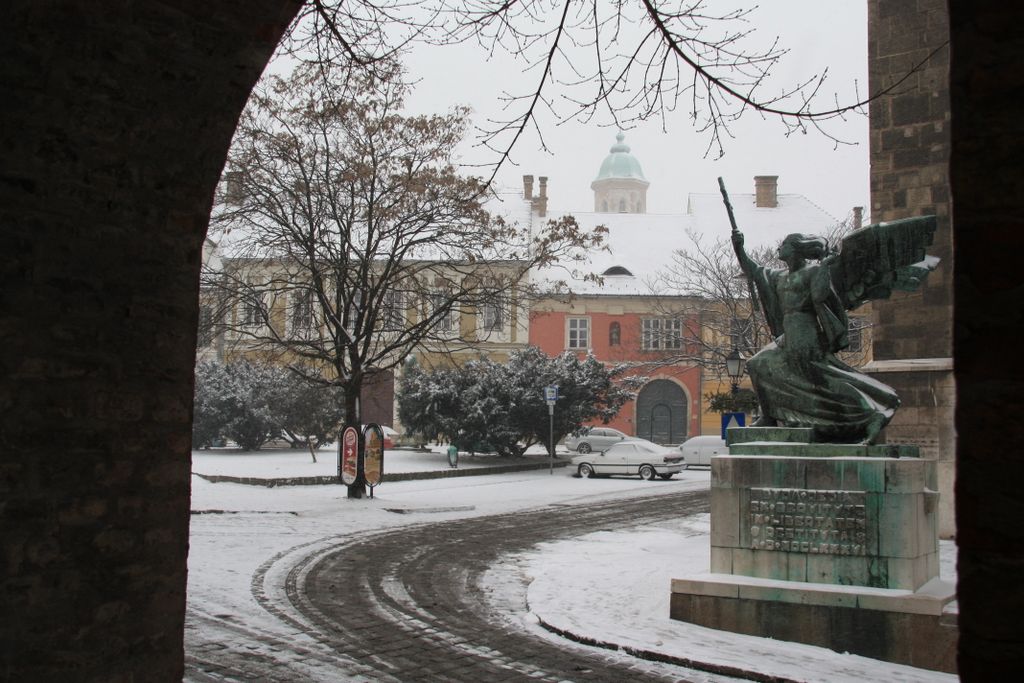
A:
726;347;745;396
544;385;558;474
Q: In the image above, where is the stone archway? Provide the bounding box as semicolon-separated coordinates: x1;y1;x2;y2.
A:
0;3;302;679
636;379;688;445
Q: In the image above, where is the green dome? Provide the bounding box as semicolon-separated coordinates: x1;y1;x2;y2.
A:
594;132;648;182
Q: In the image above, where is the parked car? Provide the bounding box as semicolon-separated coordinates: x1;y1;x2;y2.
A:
677;435;729;468
571;441;684;480
381;425;399;449
564;427;629;454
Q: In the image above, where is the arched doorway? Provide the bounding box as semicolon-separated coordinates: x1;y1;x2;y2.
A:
636;379;687;444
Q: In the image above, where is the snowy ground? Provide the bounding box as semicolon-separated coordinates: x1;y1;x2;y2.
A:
189;450;956;682
192;442;564;479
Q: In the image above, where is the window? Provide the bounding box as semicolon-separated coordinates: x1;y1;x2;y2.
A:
480;298;503;332
609;322;621;346
429;291;457;332
240;291;266;327
642;318;683;350
730;318;756;356
344;290;364;335
291;289;313;336
382;290;404;331
198;304;215;347
567;317;590;349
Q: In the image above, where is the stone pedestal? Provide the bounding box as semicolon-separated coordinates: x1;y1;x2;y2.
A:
670;427;957;672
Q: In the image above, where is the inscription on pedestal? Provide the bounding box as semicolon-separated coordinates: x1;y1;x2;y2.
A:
748;488;868;555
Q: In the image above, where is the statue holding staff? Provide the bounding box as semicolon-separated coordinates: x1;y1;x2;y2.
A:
719;178;939;444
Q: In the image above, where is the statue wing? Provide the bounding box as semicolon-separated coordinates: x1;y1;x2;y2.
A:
829;215;939;310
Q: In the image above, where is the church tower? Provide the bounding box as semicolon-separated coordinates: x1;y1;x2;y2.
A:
591;132;650;213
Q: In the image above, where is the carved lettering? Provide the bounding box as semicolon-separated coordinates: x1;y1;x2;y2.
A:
747;488;868;556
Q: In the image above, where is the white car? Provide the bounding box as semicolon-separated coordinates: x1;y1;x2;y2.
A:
677;435;729;468
564;426;629;454
571;441;684;481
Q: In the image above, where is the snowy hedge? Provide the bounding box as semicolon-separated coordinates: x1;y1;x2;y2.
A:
397;347;633;457
192;360;345;452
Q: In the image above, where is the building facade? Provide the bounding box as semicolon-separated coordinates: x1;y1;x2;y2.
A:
529;133;848;443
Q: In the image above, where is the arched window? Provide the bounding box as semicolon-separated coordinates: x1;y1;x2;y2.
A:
618;198;626;212
602;200;608;212
609;322;621;346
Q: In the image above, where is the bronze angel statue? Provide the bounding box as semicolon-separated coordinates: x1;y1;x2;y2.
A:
719;178;939;444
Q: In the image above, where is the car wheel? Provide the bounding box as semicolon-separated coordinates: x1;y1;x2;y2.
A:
577;443;592;454
639;464;656;481
578;463;596;478
659;473;674;480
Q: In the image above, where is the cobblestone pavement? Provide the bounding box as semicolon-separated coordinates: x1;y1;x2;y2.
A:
186;489;712;682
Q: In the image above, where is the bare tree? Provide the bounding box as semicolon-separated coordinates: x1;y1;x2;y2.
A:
646;229;773;379
204;62;602;496
645;213;870;386
277;1;947;179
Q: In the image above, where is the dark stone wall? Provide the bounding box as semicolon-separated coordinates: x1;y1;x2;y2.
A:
868;0;952;362
949;2;1024;678
867;0;957;538
0;2;300;680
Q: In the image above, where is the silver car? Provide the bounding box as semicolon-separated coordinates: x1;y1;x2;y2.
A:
571;441;684;480
677;435;729;468
564;427;629;454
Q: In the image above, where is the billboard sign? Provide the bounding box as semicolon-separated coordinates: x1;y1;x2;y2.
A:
341;426;359;486
363;423;384;487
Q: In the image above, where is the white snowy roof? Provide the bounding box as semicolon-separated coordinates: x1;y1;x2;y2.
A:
485;188;536;232
207;186;539;264
534;192;838;296
206;177;838;298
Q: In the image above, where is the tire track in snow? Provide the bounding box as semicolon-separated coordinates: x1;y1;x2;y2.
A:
293;488;711;682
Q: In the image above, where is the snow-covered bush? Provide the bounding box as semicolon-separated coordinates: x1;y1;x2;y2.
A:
397;347;633;456
192;360;232;449
275;375;346;458
192;359;344;452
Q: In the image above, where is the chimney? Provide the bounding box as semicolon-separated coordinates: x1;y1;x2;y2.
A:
523;175;534;200
754;175;778;208
536;176;548;217
853;206;864;230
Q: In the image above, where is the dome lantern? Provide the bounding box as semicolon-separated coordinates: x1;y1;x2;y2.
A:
591;132;650;213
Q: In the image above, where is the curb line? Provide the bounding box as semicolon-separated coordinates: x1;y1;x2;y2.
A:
534;614;801;683
193;460;570;487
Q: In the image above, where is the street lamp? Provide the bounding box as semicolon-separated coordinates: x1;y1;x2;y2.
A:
544;385;558;475
726;347;745;395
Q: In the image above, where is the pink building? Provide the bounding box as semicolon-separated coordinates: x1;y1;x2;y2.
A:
526;133;842;443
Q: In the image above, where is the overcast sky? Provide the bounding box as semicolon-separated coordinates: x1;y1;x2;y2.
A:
401;1;870;223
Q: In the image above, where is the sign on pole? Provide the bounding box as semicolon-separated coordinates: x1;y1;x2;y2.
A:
363;423;384;492
721;412;746;440
341;426;359;486
544;386;558;474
